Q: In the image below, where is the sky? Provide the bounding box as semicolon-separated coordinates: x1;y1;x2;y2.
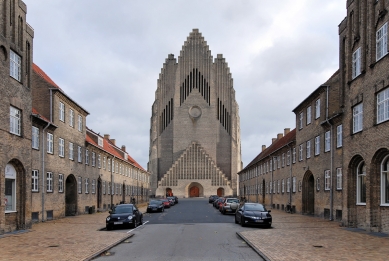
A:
23;0;347;170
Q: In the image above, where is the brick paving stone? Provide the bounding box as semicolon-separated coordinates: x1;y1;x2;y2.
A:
238;209;389;261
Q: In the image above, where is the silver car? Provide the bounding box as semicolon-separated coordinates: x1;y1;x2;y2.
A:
221;198;240;214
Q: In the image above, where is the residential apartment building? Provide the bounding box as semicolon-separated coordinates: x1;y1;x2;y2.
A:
0;0;34;233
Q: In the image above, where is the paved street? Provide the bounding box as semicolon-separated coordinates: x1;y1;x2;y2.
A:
0;198;388;260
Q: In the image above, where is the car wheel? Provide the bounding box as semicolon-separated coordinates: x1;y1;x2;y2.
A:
265;224;271;229
222;209;226;215
106;225;112;231
139;216;143;225
241;217;245;227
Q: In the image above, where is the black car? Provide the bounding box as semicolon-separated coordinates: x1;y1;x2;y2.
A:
209;195;218;203
106;204;143;230
235;203;272;228
168;196;178;204
147;200;165;213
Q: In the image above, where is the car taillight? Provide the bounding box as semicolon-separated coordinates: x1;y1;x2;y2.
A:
224;203;227;206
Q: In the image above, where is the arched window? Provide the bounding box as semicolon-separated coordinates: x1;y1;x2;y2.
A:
357;161;366;204
381;156;389;205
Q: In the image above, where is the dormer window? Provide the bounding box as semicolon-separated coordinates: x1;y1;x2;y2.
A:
98;137;103;147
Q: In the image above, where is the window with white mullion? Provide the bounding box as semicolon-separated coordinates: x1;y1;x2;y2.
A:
10;50;21;81
32;126;39;149
376;22;388;61
32;170;39;192
315;99;321;119
336;168;342;190
337;125;343;148
377;88;389;124
381;156;389;205
47;172;53;192
306;140;311;158
10;106;21;135
59;102;65;122
325;131;331;152
357;161;366;204
69;142;74;160
58;174;64;192
85;150;89;165
58;138;65;157
307;106;311;125
352;48;361;79
299;144;303;161
85;178;89;194
292;148;296;163
299;112;303;129
69;109;74;127
92;179;96;194
315;136;320;155
77;146;82;163
47;133;53;154
353;103;363;133
325;170;331;191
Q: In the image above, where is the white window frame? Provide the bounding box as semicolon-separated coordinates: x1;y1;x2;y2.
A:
380;155;389;205
353;103;363;133
292;177;296;193
307;106;311;125
59;138;65;157
92;152;96;167
282;153;285;167
85;149;89;165
47;133;53;154
77;146;82;163
299;144;303;161
317;178;320;191
315;136;320;155
377;88;389;124
78;177;82;194
69;142;74;160
292;148;296;163
282;179;285;193
32;126;39;149
47;172;53;192
69;109;74;127
92;179;96;194
299;112;303;129
287;178;290;193
59;102;65;122
85;178;89;194
306;140;311;158
32;170;39;192
98;137;103;147
325;131;331;152
78;115;83;132
10;106;21;136
376;22;388;61
5;164;17;212
315;99;321;119
59;174;64;193
277;180;280;193
103;181;106;195
10;50;21;81
352;47;361;79
325;170;331;191
287;151;291;165
357;161;366;205
336;168;342;190
103;157;106;169
337;125;343;148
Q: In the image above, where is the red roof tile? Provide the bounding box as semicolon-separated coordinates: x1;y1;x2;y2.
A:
32;107;51;123
32;63;62;91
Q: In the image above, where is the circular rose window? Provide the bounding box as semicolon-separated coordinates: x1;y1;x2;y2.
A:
189;106;202;119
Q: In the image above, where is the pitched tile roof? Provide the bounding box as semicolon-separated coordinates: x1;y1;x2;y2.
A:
240;128;296;173
32;63;62;91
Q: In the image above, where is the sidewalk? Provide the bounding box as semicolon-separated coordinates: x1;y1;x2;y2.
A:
238;209;389;261
0;205;147;261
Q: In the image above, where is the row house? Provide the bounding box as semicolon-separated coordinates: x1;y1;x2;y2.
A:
0;0;34;233
239;0;389;232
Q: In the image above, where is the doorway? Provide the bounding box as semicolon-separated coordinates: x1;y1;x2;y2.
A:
302;172;314;215
190;186;199;197
217;188;224;197
65;174;77;216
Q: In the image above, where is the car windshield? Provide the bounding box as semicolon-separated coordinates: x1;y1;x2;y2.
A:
245;204;266;212
113;206;133;214
227;199;239;203
149;200;161;205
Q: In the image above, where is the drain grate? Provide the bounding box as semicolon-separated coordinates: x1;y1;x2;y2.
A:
313;245;323;248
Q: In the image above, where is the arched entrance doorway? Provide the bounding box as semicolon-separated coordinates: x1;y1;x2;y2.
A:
302;171;314;215
97;178;102;209
65;175;77;216
166;188;173;197
187;182;204;197
217;188;224;197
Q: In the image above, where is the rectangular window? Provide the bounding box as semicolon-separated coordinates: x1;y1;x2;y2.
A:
315;99;321;119
78;115;83;132
292;148;296;163
85;178;89;194
282;179;285;193
299;112;303;129
10;106;21;135
98;155;101;168
32;126;39;149
277;180;280;193
47;133;53;154
103;157;106;169
277;156;280;169
58;138;65;157
92;152;96;167
282;153;285;167
315;136;320;155
299;144;303;161
32;170;39;192
325;131;331;152
77;146;82;163
85;149;89;165
98;137;103;147
337;125;343;148
47;172;53;192
69;109;74;127
287;178;290;193
59;102;65;122
325;170;331;191
5;165;16;212
337;168;342;190
92;179;96;194
69;142;74;160
352;48;361;79
103;181;106;195
307;106;311;125
306;140;311;158
107;182;111;195
376;22;388;61
10;50;21;81
377;88;389;124
353;103;363;133
108;159;111;172
287;151;291;165
59;174;64;192
292;177;296;193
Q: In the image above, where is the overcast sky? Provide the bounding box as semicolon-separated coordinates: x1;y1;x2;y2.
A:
24;0;347;170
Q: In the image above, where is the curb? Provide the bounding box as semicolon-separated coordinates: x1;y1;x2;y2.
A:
236;232;271;261
84;233;134;261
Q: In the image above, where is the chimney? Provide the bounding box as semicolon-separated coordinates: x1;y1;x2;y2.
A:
110;139;116;145
277;133;283;140
262;145;266;151
272;138;276;144
284;128;290;135
104;134;110;140
121;145;126;152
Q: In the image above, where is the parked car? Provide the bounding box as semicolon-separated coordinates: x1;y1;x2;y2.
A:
106;204;143;230
220;198;240;214
160;199;171;208
209;195;218;203
147;200;165;213
213;197;224;208
168;196;178;204
235;203;272;228
167;198;175;206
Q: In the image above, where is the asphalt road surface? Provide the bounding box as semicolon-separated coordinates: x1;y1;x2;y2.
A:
95;198;264;261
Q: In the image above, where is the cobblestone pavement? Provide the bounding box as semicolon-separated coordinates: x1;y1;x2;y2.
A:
238;209;389;261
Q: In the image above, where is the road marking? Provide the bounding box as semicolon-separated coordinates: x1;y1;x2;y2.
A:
126;221;149;233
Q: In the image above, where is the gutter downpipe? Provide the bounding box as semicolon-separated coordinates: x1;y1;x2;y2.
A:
325;85;334;221
286;143;292;210
111;156;115;208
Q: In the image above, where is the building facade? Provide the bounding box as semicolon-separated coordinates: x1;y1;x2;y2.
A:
148;29;241;198
0;0;34;233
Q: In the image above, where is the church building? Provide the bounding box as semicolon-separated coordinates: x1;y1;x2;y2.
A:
148;29;242;198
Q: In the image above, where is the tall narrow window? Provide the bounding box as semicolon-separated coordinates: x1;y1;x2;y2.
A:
32;126;39;149
287;151;291;165
299;112;303;129
5;164;17;212
32;170;39;192
307;106;311;125
381;156;389;205
315;136;320;155
353;103;363;133
59;102;65;122
292;177;296;192
325;131;331;152
357;161;366;204
92;179;96;194
282;179;285;193
376;22;388;61
336;168;342;190
103;157;106;169
85;149;89;165
287;178;290;193
306;140;311;158
47;172;53;192
10;106;21;135
69;109;74;127
98;155;101;168
47;133;53;154
325;170;331;191
85;178;89;194
315;99;321;119
78;115;83;132
77;146;82;163
58;174;64;192
10;50;21;81
58;138;64;157
377;88;389;124
352;48;361;79
299;144;303;161
292;148;296;163
92;152;96;166
337;125;343;148
69;142;74;160
103;181;106;195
